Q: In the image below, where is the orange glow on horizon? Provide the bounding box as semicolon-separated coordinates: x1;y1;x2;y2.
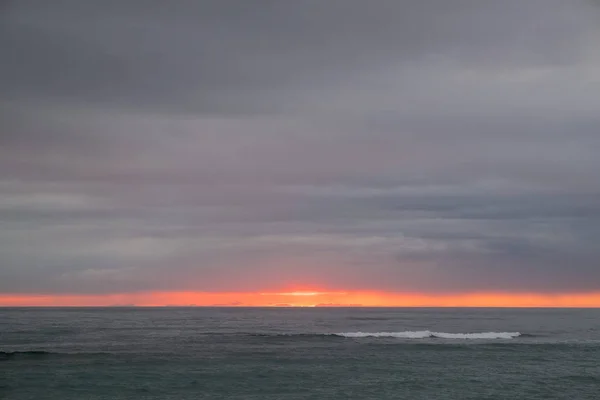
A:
261;291;348;296
2;290;600;307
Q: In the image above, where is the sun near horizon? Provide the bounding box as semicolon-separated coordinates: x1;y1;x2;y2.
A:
3;289;600;308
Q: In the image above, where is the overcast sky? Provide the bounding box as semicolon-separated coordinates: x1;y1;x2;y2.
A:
1;0;600;295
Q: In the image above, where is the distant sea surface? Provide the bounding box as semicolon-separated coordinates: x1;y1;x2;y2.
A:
2;307;600;399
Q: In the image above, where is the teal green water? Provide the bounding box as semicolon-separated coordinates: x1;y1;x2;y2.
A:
2;308;600;399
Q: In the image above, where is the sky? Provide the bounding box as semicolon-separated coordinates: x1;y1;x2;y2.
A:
1;0;600;306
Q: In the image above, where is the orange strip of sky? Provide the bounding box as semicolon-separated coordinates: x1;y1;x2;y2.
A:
2;291;600;307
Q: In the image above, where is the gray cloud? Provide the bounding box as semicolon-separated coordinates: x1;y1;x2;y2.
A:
1;0;600;295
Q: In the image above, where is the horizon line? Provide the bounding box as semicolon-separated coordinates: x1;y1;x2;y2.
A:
2;305;600;309
4;290;600;308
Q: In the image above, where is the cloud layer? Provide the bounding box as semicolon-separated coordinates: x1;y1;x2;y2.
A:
1;0;600;295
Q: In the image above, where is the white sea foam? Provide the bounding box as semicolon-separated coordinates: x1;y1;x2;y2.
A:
335;331;521;339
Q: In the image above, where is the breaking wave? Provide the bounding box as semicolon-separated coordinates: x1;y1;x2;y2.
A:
334;331;522;339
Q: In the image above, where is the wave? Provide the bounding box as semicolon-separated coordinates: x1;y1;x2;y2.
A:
250;333;341;339
0;351;53;359
334;331;522;339
246;331;525;340
0;350;112;360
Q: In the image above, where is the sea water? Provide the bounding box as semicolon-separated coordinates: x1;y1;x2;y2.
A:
2;307;600;399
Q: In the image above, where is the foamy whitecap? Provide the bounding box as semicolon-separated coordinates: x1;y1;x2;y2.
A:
335;331;521;339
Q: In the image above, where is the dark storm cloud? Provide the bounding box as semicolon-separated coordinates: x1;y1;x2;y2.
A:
1;0;600;294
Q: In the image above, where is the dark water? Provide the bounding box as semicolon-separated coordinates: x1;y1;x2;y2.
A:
2;308;600;399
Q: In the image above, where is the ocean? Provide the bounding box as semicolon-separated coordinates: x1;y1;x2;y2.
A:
1;307;600;399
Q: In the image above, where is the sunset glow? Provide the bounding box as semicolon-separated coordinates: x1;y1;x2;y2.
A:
261;291;348;296
3;290;600;308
